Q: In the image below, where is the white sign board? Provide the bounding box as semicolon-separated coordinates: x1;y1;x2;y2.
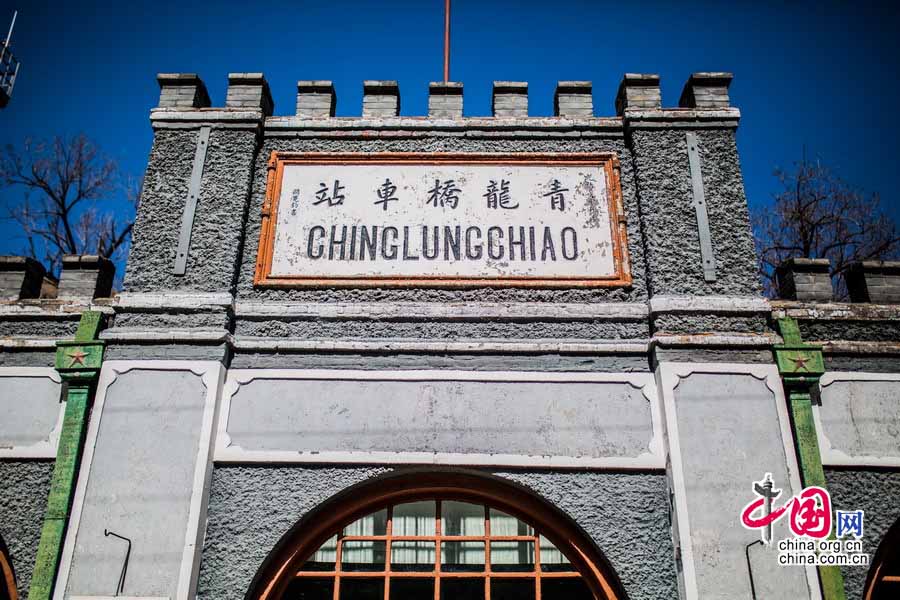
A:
255;153;630;287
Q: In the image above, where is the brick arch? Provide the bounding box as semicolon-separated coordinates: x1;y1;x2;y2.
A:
865;515;900;600
0;535;16;600
245;469;627;600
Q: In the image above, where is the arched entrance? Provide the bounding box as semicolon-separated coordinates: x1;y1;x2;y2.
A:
0;535;16;600
865;517;900;599
246;471;626;600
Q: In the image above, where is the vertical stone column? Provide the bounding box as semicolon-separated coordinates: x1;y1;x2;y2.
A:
114;73;266;360
774;318;846;600
623;72;759;299
28;312;105;600
492;81;528;117
428;82;463;118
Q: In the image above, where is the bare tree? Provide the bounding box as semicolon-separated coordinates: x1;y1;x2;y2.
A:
754;156;900;298
0;134;138;276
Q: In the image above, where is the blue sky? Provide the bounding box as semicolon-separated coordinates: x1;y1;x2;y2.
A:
1;0;898;275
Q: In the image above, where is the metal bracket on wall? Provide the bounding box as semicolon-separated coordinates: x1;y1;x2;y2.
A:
685;132;717;282
173;125;211;275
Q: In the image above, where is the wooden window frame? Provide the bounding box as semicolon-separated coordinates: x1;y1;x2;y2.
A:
865;517;900;600
246;472;624;600
253;152;632;289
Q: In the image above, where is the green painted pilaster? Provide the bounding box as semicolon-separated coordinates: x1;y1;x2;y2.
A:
28;311;105;600
775;317;846;600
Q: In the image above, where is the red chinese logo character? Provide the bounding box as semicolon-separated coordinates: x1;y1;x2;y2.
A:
789;486;832;539
740;474;833;542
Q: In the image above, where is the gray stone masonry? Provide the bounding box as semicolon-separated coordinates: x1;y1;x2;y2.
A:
428;81;463;118
554;81;592;117
0;256;45;300
776;258;833;302
296;80;335;117
157;73;210;109
492;81;528;117
362;80;399;117
615;73;661;115
225;73;273;116
57;254;115;299
846;260;900;303
679;72;733;109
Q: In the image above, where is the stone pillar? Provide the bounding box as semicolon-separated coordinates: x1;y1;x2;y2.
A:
554;81;592;117
28;312;105;600
57;255;115;300
615;73;660;115
846;261;900;303
623;72;760;300
225;72;273;116
492;81;528;117
362;80;399;117
0;256;45;300
679;72;733;109
117;72;264;361
156;73;210;109
776;258;833;302
428;82;463;118
296;80;335;117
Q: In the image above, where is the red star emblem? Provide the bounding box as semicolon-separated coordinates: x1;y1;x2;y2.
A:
67;349;88;367
789;355;811;372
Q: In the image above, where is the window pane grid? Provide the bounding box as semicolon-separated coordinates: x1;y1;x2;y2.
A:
295;499;588;600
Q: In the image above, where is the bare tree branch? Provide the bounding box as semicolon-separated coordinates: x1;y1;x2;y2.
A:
753;156;900;299
0;134;138;276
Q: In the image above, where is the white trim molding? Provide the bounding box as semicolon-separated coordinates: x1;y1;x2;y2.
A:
657;362;820;600
53;360;224;600
815;371;900;468
215;368;666;471
0;367;64;459
649;295;770;314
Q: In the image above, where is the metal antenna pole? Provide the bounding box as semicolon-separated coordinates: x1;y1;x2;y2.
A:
4;11;16;47
443;0;450;82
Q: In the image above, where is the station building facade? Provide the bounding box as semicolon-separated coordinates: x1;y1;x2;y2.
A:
1;71;899;600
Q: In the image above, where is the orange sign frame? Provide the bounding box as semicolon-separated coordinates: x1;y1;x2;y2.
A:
254;152;631;288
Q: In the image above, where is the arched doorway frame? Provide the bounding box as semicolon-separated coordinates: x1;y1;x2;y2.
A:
0;535;17;600
245;470;627;600
864;516;900;600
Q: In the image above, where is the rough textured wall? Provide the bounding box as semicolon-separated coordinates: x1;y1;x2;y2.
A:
197;466;676;600
630;129;760;297
826;468;900;599
236;136;648;304
124;128;258;293
0;460;53;597
234;317;649;341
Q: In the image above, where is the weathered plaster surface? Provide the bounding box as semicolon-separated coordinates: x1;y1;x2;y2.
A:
196;466;676;600
0;460;53;597
652;314;768;335
114;311;230;330
234;318;648;340
236;137;648;304
630;129;760;297
0;319;79;338
0;351;55;367
800;320;900;343
825;468;900;599
824;355;900;373
124;128;258;293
